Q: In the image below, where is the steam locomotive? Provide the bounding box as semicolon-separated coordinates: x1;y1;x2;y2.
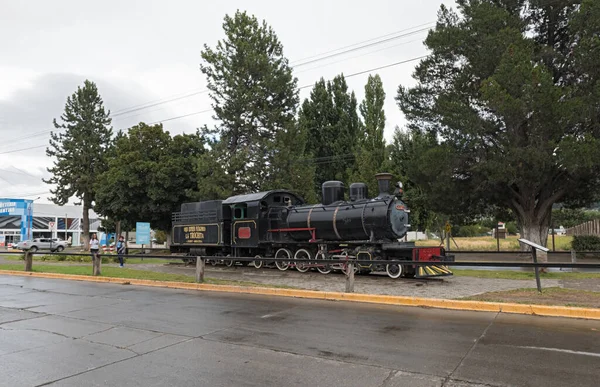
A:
170;173;454;278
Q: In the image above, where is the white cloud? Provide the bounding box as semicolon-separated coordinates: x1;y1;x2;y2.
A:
0;0;456;198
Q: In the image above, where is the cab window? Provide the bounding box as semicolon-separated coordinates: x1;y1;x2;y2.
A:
233;204;247;219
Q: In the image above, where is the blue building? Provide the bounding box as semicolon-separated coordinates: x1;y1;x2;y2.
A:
0;198;101;247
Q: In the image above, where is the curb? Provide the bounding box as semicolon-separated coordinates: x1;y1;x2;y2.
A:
1;270;599;320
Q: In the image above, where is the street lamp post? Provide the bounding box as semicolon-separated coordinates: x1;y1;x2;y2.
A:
28;197;40;240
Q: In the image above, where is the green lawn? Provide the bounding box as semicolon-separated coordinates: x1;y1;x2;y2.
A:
416;235;573;251
0;255;180;264
452;268;600;280
0;264;294;289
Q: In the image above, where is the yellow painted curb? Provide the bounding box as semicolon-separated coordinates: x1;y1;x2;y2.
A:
1;270;599;320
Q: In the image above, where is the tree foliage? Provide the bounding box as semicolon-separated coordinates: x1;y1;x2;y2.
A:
94;123;204;232
396;0;600;246
299;75;361;199
45;80;112;249
350;74;387;195
199;10;311;198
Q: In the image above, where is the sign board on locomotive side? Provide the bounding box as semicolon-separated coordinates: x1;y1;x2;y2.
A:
172;223;220;245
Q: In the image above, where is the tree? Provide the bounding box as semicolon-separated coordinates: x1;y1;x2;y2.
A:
45;80;112;250
94;123;204;234
351;74;387;194
384;127;449;233
199;10;301;195
300;74;361;199
396;0;600;247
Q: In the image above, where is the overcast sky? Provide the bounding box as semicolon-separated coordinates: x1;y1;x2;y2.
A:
0;0;454;203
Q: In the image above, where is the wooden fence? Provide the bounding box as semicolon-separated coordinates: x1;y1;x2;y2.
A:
566;219;600;236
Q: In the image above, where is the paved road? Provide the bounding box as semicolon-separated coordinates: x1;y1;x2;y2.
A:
0;275;599;387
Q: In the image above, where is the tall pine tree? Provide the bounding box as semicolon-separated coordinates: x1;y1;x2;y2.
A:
45;80;112;249
300;74;361;199
350;74;387;194
199;11;303;195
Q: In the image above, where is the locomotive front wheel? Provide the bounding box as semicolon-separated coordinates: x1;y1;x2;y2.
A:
294;249;311;273
225;259;234;267
315;252;332;274
386;263;403;279
275;248;291;271
253;256;263;269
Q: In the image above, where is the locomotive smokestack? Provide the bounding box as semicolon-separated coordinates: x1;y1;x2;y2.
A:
375;173;393;197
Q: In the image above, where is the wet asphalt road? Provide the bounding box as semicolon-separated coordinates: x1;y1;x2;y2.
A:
0;275;599;387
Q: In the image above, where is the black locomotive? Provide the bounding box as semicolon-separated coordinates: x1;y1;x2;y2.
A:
170;173;454;278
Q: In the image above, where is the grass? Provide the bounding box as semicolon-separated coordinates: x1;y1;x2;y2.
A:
461;287;600;309
0;264;295;289
416;235;573;251
0;255;180;264
452;269;600;280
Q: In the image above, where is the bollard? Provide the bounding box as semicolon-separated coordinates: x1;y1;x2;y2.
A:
24;251;33;272
345;262;355;293
92;252;101;276
195;256;205;283
570;249;577;272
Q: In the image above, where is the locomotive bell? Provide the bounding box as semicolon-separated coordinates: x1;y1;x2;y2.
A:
374;173;394;197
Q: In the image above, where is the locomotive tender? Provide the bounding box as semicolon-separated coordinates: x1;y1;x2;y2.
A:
170;173;454;279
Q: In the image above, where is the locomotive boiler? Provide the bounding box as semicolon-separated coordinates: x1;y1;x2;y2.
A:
287;173;409;242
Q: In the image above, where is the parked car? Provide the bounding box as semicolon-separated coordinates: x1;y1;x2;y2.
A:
16;238;68;252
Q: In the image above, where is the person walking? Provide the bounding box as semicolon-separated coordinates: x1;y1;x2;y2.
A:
116;235;126;268
90;233;100;263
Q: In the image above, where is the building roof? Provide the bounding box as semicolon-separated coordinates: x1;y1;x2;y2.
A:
222;190;296;205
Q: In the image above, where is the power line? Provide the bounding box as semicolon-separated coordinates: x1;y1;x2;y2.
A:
289;21;434;64
0;168;39;178
291;26;431;68
145;54;428;125
4;52;428;155
148;109;213;125
142;53;427;126
111;90;209;118
295;37;423;75
110;22;433;119
0;144;47;155
345;55;427;78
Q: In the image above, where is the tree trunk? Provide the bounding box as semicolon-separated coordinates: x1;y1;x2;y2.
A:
519;220;548;247
82;195;91;250
166;232;172;248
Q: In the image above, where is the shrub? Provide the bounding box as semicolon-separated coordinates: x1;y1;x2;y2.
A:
456;225;491;237
56;254;67;261
506;221;518;235
571;235;600;251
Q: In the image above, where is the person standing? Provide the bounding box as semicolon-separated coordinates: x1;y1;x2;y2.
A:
90;233;100;262
116;235;126;268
